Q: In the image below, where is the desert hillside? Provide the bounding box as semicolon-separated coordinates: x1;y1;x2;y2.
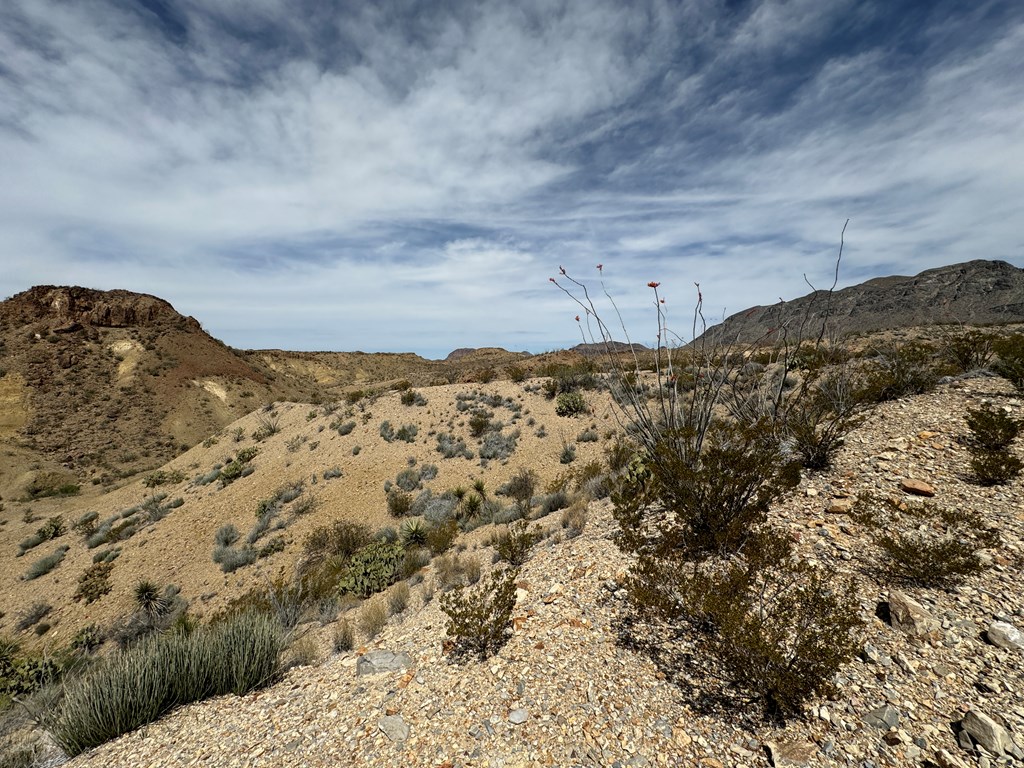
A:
6;371;1021;768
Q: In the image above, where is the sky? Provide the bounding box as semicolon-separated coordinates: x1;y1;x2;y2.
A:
2;0;1023;358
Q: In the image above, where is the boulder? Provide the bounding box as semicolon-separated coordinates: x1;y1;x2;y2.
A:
986;621;1023;651
961;709;1013;755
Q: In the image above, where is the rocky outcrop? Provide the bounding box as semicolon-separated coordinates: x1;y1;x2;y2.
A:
702;259;1024;344
1;286;201;331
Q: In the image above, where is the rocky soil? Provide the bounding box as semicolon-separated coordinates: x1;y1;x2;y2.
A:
25;374;1023;768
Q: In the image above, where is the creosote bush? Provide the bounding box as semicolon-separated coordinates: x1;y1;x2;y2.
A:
965;404;1022;485
555;391;588;417
440;566;519;661
493;520;537;567
854;494;998;586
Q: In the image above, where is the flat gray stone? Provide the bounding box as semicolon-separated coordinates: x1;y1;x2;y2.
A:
986;621;1023;651
961;709;1012;756
863;704;901;730
378;714;410;742
356;650;413;676
509;708;528;725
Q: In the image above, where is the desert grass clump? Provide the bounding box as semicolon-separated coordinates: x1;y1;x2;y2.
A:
479;430;519;462
214;524;240;548
387;582;411;615
560;502;588;539
440;566;519;661
437;432;473;459
14;603;52;633
45;611;285;756
21;546;69;581
358;598;388;639
212;545;257;573
333;620;354;653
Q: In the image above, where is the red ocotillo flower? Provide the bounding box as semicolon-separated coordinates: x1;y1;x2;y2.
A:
647;281;660;288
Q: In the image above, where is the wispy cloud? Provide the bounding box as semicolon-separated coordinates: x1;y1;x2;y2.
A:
1;0;1022;356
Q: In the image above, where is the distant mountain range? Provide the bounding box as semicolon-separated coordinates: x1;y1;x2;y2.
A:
703;259;1024;344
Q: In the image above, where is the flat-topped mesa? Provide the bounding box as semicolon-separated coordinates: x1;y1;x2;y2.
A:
2;286;202;332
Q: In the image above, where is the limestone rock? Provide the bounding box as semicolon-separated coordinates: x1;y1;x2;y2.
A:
356;650;413;676
960;709;1013;756
986;621;1023;651
765;739;817;766
887;591;942;640
378;714;410;742
863;704;901;730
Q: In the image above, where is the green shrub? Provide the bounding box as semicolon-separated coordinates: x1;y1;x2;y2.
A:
73;562;114;604
993;333;1024;390
36;516;66;541
338;541;405;597
614;420;799;560
426;518;459;556
45;611;285;756
468;410;492;438
494;520;537;566
440;566;519;661
387;489;413;517
72;511;99;537
506;364;528;383
71;624;104;654
22;546;69;580
937;327;995;372
781;368;865;470
858;496;999;585
506;468;538;514
970;449;1023;486
966;405;1021;451
555;391;588;417
860;341;938;403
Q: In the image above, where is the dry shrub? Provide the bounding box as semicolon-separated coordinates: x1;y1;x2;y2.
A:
387;582;410;615
358;598;388;639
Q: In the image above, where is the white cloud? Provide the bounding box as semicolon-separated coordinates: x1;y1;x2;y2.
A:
0;1;1022;355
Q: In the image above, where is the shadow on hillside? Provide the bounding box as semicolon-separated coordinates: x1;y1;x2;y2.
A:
611;608;758;726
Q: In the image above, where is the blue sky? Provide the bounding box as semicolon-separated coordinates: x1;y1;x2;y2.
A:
2;1;1022;358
